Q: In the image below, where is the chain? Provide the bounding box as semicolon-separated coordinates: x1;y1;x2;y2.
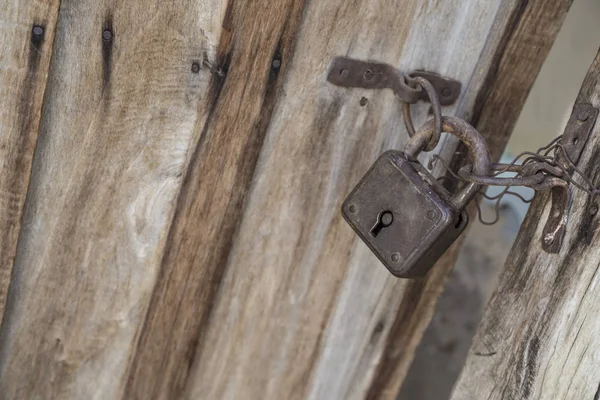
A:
402;76;598;225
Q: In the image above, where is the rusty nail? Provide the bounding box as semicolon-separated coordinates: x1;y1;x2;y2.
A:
578;111;590;122
340;69;349;78
191;62;200;73
203;60;225;78
272;59;281;69
103;29;113;41
32;25;44;36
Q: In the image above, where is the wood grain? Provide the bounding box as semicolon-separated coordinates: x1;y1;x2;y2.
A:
124;1;569;399
0;0;60;325
0;0;224;398
122;0;313;397
451;49;600;400
0;0;572;399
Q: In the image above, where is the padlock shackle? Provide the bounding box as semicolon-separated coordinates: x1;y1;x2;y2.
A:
404;116;491;210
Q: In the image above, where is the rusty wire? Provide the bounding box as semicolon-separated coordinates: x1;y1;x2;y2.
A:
429;136;599;225
403;77;598;225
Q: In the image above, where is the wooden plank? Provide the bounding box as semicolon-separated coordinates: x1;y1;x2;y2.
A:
0;0;224;398
124;1;571;400
0;1;572;400
368;1;574;398
123;0;316;397
451;49;600;400
0;0;60;324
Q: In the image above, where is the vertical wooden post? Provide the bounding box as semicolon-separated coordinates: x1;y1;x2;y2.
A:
452;48;600;400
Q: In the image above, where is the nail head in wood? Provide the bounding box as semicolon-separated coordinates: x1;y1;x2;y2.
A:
32;25;44;37
103;29;113;41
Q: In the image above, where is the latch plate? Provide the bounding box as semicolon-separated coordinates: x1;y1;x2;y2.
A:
559;103;598;168
542;103;598;253
326;56;461;105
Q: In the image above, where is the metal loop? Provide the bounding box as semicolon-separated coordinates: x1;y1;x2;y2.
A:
529;176;569;191
395;71;423;104
457;164;546;187
520;162;564;179
401;76;442;151
405;116;491;210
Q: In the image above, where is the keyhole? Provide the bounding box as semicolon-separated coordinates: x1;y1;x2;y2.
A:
370;210;394;237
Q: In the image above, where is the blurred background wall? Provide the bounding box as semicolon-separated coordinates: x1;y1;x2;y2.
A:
398;0;600;398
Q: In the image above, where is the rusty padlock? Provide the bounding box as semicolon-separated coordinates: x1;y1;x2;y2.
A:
342;116;491;278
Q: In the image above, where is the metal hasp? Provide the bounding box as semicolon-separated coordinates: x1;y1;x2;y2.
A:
326;57;461;106
542;103;598;253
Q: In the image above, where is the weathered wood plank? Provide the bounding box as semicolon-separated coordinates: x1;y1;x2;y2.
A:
0;0;60;325
370;1;574;398
0;0;572;399
123;0;315;397
0;0;223;398
124;1;570;400
451;49;600;400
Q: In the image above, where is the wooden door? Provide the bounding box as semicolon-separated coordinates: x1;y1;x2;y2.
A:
0;0;572;399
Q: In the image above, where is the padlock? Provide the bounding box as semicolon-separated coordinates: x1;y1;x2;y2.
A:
342;116;491;278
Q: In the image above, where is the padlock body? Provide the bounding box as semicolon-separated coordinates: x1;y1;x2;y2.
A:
342;150;468;278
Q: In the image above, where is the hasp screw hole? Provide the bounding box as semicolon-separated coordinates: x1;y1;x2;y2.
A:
578;111;590;122
442;87;452;97
340;69;349;78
